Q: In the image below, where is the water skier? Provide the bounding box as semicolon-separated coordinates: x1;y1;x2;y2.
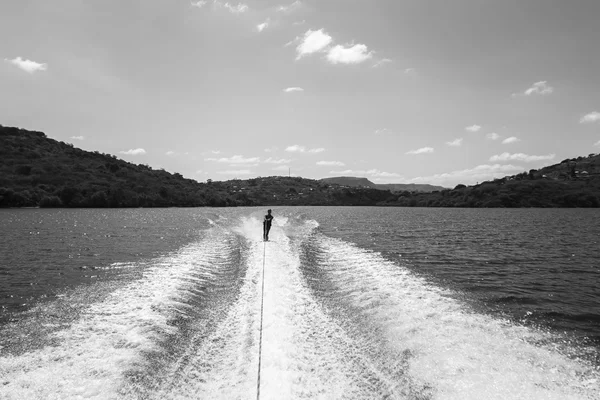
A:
263;209;273;241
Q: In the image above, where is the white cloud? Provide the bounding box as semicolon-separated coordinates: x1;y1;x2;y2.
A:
580;111;600;124
292;20;306;26
406;147;434;155
166;151;175;156
283;87;304;93
211;150;221;154
278;1;302;13
374;128;390;135
296;29;333;59
408;164;524;186
286;144;306;153
217;169;252;175
190;0;207;8
446;138;463;147
466;124;481;132
264;157;291;164
224;2;248;13
264;146;278;153
206;155;260;164
502;136;520;144
327;44;373;65
257;20;269;32
524;81;554;96
372;58;392;68
70;136;84;140
404;68;416;74
487;132;500;140
272;165;290;171
595;140;600;147
196;170;203;174
317;161;345;166
5;57;47;73
120;148;146;156
285;145;325;153
489;152;555;162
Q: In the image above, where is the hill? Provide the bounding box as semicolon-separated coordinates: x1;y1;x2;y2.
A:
320;177;445;192
380;154;600;208
1;124;598;208
0;125;394;208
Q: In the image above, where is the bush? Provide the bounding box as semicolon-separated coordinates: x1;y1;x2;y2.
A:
40;195;63;207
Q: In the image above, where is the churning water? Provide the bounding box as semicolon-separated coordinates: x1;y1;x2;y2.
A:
0;207;598;399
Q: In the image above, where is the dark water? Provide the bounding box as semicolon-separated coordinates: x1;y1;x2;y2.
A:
0;207;599;399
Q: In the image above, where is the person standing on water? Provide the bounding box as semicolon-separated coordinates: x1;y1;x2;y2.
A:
263;209;273;241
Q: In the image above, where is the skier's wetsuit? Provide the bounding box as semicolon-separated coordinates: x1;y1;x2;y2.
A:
263;210;273;241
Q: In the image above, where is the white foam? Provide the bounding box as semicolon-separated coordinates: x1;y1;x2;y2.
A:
0;228;238;400
313;236;600;400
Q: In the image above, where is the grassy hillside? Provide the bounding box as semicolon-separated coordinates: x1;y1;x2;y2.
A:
0;125;394;208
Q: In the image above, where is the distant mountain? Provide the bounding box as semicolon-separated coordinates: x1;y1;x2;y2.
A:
320;177;446;193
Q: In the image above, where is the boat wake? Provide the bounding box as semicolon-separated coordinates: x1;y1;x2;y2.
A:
0;211;598;399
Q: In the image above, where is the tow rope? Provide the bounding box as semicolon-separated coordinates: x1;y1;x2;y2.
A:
256;241;266;399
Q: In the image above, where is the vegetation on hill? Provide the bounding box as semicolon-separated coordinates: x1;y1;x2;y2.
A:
0;125;393;208
1;125;598;208
380;154;600;208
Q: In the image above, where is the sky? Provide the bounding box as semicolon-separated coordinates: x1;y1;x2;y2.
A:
1;0;600;187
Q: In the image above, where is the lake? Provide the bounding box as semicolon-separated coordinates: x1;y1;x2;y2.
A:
1;207;599;399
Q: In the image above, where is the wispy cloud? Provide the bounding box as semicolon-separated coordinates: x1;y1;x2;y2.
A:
580;111;600;124
264;157;291;164
217;169;252;175
283;87;304;93
372;58;392;68
196;170;204;175
446;138;463;147
285;145;324;153
487;132;500;140
5;57;47;73
223;2;248;13
406;147;434;155
595;140;600;147
190;0;207;8
404;68;416;74
166;151;175;156
374;128;390;135
317;161;345;166
277;0;302;13
296;29;333;59
408;164;524;186
272;165;290;171
489;152;555;162
465;124;481;132
120;148;146;156
513;81;554;97
502;136;520;144
206;155;260;164
327;44;372;65
264;146;278;153
329;169;402;178
70;136;84;141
